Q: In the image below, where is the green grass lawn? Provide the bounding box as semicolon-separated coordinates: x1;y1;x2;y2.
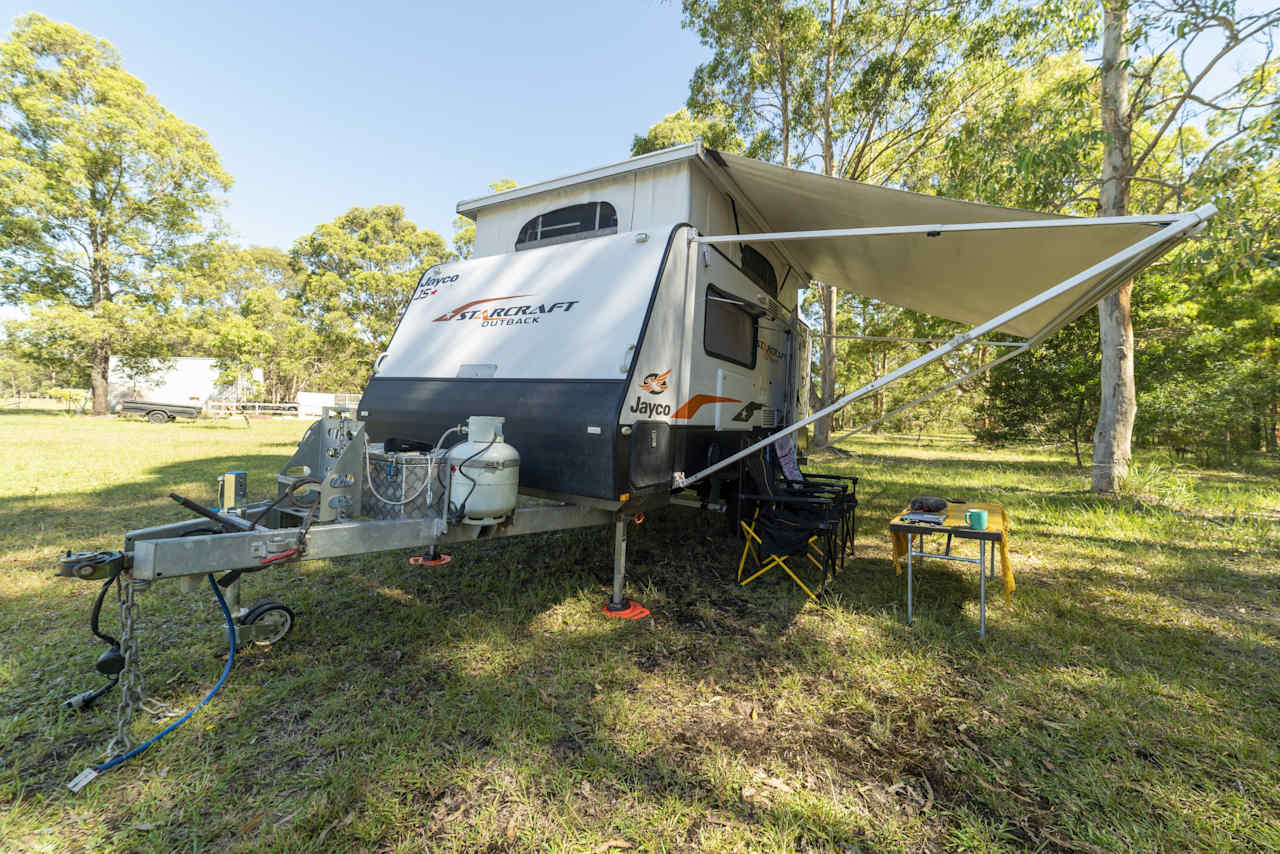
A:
1;411;1277;853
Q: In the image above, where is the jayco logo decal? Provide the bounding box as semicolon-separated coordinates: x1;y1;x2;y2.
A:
629;397;672;417
732;401;766;422
412;271;461;301
639;370;670;395
433;295;580;326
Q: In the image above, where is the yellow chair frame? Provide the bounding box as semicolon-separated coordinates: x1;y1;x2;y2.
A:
737;506;831;602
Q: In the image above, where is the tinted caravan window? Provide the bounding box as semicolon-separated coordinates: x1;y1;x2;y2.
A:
704;285;759;369
515;202;618;251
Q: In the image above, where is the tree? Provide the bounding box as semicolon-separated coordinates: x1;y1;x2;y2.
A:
451;179;517;261
682;0;1092;446
0;348;42;398
0;15;231;414
980;316;1100;465
184;244;323;401
631;108;745;156
1089;0;1280;490
290;205;451;390
683;0;817;165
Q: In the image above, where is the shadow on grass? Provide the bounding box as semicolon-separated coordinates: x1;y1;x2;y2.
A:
2;438;1277;851
4;502;901;851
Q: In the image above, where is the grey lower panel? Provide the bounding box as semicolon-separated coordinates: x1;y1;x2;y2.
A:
358;377;628;500
130;504;614;580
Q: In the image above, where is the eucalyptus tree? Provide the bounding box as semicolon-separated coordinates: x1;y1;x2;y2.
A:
682;0;1089;444
631;108;745;156
1087;0;1279;490
0;15;231;414
683;0;819;166
290;205;451;390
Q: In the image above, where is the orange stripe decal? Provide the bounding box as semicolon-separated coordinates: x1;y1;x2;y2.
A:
672;394;740;420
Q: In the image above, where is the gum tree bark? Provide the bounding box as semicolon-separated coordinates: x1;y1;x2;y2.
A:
1092;0;1135;492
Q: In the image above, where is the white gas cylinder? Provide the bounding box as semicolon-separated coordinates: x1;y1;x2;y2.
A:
447;416;520;525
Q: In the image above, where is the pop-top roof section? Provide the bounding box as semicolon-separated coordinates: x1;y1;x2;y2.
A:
455;143;704;220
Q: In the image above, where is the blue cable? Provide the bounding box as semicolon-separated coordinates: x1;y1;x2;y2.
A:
95;573;235;773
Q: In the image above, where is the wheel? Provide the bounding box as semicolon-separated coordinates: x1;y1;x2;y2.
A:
146;410;170;424
238;600;295;646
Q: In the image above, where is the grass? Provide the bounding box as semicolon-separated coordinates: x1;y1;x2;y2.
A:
0;411;1277;853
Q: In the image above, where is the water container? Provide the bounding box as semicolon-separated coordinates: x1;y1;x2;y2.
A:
447;416;520;524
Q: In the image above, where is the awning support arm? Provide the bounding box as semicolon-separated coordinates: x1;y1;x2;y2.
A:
673;205;1214;490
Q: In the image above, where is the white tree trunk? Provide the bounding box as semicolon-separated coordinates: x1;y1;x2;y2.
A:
814;4;839;447
1092;0;1135;492
815;284;837;445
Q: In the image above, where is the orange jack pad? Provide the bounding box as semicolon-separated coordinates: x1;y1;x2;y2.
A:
409;554;452;566
602;599;650;619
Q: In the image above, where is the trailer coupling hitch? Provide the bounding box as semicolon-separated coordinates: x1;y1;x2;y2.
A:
59;550;127;581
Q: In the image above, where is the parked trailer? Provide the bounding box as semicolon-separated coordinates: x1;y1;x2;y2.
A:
116;399;202;423
57;143;1212;783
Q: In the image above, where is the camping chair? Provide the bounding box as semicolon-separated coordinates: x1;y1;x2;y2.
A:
737;453;841;601
764;435;859;570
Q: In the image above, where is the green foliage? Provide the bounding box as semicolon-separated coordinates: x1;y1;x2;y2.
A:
46;385;87;411
178;244;320;401
630;107;745;156
289;205;452;391
0;14;230;412
0;350;43;396
980;316;1100;466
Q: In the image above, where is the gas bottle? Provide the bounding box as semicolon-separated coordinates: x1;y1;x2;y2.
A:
447;416;520;525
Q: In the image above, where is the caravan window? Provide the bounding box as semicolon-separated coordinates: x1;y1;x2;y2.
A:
515;202;618;251
704;285;759;369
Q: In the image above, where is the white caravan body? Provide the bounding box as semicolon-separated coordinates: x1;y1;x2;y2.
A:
362;218;804;503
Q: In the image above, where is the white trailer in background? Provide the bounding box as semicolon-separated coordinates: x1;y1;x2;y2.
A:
108;357;262;422
58;143;1212;772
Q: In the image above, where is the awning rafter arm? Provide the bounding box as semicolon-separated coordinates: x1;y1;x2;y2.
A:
693;209;1208;247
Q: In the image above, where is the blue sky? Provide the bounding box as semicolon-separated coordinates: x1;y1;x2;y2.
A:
2;2;1272;256
0;1;709;250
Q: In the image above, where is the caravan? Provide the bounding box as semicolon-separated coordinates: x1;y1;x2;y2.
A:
58;143;1212;725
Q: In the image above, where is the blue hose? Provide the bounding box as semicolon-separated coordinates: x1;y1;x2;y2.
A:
95;573;235;773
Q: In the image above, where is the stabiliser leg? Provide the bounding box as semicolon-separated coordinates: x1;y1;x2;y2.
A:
603;513;648;619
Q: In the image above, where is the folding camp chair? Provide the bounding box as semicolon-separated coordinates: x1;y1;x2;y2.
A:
763;436;859;571
737;453;841;601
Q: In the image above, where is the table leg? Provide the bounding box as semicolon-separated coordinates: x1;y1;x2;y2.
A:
979;539;987;640
906;533;914;627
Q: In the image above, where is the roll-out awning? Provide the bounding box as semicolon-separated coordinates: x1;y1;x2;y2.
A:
677;149;1215;487
700;150;1209;339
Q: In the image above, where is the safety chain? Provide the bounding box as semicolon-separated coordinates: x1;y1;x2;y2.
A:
107;575;146;757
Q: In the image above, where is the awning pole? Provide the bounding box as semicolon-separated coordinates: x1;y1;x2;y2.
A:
673;207;1212;490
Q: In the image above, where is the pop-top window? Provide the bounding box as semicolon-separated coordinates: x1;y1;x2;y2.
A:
515;202;618;251
704;285;760;369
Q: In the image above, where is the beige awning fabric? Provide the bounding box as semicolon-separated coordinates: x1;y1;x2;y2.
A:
706;151;1200;338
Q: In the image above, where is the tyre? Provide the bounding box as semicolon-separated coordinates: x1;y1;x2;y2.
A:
238;600;296;646
146;410;170;424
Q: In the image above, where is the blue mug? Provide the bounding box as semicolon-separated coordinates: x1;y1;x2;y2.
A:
965;508;988;530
